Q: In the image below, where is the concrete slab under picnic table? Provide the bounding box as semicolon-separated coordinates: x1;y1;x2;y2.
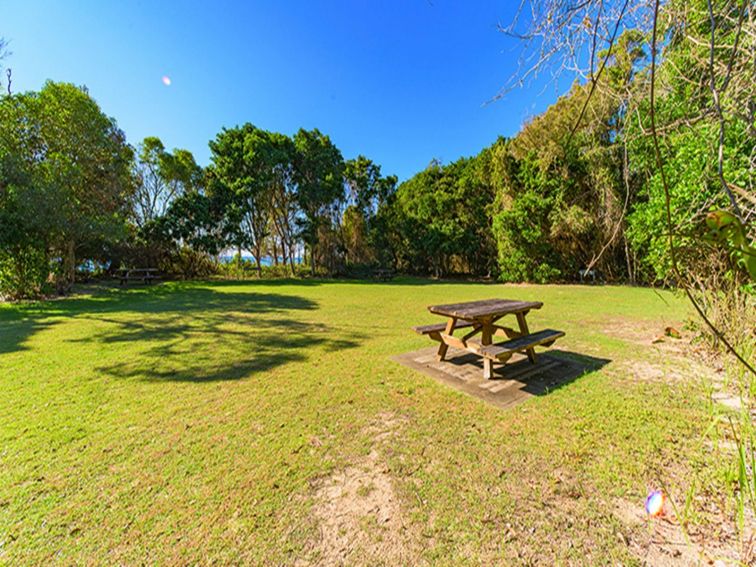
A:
393;346;609;410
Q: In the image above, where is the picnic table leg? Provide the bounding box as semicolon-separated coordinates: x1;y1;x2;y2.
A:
436;317;457;361
516;312;537;364
482;319;494;380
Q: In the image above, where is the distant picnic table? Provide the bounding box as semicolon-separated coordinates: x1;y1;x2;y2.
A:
373;268;394;281
413;298;564;380
116;268;160;286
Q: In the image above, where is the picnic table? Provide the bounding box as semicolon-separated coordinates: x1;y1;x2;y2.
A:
116;268;160;286
412;299;564;380
373;268;394;281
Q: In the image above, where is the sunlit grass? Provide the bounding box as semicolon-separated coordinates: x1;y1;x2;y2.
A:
0;278;724;563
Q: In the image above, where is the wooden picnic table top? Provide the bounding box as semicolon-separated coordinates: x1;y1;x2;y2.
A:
428;298;543;321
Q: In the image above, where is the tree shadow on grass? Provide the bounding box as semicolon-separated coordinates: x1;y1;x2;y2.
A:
61;288;361;383
2;284;363;383
0;276;486;357
0;315;56;356
198;275;500;288
84;315;361;383
66;282;319;315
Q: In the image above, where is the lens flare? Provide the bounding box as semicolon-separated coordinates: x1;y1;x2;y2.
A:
161;76;172;86
645;490;664;516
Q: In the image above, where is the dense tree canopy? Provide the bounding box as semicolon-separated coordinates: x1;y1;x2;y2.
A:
392;157;494;277
0;81;134;296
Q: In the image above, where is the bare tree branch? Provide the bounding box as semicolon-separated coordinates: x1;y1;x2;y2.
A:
568;0;630;140
706;0;746;220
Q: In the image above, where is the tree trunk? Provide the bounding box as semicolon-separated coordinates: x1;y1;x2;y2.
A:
286;241;295;275
253;244;262;278
623;235;634;284
237;245;243;279
59;240;76;295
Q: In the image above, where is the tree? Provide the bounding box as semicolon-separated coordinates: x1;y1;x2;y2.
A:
342;156;398;266
158;186;224;255
0;81;134;294
0;154;56;298
209;124;282;275
123;138;203;271
393;156;495;277
265;132;299;274
489;73;628;281
132;137;200;227
497;0;754;361
293;128;345;275
344;156;389;218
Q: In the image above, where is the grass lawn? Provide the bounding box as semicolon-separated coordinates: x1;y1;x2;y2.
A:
0;278;735;564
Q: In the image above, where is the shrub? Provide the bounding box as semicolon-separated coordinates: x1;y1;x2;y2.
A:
216;256;306;279
159;247;218;279
0;245;50;300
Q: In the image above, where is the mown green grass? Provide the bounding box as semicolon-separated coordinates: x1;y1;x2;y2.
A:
0;278;723;564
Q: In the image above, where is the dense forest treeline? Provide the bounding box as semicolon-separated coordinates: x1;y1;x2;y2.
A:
0;0;753;300
395;17;752;286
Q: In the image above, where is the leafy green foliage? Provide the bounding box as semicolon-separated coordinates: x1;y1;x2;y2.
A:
706;211;756;280
392;157;495;277
208;124;277;270
293;128;345;274
492;160;562;283
0;245;49;299
157;188;226;256
132;136;201;227
0;81;133;296
342;155;397;267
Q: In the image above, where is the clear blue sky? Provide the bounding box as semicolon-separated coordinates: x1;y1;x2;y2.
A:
2;0;568;181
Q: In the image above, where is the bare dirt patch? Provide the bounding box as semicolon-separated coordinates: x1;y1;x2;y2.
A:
300;412;422;566
613;498;749;565
612;358;694;385
602;317;690;355
604;320;742;417
601;317;725;386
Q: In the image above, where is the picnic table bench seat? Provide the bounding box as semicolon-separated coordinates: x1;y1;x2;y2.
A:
412;320;474;335
476;329;565;362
